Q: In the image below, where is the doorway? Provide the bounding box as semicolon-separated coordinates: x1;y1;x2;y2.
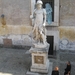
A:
47;36;54;55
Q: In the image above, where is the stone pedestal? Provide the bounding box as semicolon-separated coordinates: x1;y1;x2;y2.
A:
29;43;50;73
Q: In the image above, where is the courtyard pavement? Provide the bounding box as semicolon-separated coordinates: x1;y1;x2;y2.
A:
0;48;75;75
0;48;31;75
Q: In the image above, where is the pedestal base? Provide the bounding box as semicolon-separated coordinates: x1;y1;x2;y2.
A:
26;62;53;75
31;59;49;73
29;43;50;73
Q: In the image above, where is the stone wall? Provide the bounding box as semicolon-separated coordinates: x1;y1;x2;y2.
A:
0;34;32;47
59;27;75;50
0;0;75;49
0;0;31;25
59;0;75;50
0;0;32;47
0;0;32;36
60;0;75;26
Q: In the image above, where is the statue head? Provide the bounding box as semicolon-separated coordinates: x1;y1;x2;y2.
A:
36;0;43;9
37;0;43;5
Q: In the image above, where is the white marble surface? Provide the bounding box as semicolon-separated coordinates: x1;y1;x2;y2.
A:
29;43;50;73
26;62;53;75
31;59;49;73
31;0;59;26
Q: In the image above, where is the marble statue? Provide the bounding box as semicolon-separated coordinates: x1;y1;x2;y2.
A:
30;0;47;45
28;1;50;73
45;3;52;24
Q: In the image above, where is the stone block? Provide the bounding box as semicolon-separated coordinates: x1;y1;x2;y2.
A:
29;44;50;73
3;39;12;47
26;62;53;75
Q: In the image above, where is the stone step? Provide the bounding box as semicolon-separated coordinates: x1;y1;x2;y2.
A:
26;71;39;75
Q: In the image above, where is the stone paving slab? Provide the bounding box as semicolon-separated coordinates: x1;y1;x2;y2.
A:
0;48;31;75
0;48;75;75
50;51;75;75
60;52;75;62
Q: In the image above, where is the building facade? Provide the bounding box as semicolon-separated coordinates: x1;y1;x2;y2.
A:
0;0;75;54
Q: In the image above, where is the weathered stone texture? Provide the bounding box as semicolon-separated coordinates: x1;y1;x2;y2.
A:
0;0;75;48
0;0;31;25
0;25;32;35
59;27;75;41
59;27;75;50
60;0;75;26
3;39;12;47
0;34;32;46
